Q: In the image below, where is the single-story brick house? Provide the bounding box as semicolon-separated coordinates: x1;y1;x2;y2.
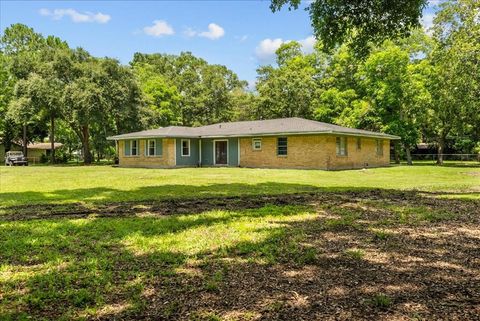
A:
108;117;400;170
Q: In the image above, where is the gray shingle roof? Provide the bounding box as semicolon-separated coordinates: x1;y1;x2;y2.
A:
108;117;400;140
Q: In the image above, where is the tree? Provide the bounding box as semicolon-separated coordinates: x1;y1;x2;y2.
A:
1;24;44;156
255;42;318;119
428;0;480;164
134;65;181;127
131;52;246;126
270;0;428;55
0;52;15;142
357;40;430;164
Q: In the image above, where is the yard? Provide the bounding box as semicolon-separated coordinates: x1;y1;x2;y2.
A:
0;165;479;320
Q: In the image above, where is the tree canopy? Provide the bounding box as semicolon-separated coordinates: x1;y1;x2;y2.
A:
270;0;428;54
1;0;478;165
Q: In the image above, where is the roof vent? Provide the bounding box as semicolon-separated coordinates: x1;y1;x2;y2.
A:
219;125;222;128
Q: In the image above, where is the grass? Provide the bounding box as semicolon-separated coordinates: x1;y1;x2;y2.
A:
370;293;393;310
0;205;317;319
1;164;479;319
1;164;479;208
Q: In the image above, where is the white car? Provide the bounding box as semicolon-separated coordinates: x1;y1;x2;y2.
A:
5;151;28;166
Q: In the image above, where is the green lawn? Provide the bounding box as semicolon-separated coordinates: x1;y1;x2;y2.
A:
1;164;479;320
1;164;479;208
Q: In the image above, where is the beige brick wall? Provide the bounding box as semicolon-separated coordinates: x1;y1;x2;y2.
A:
118;138;175;168
239;135;390;170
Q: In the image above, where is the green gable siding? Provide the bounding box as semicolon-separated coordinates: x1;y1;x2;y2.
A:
175;138;199;166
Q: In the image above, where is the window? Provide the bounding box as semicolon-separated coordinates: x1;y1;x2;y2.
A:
252;138;262;150
376;139;384;156
336;137;347;156
277;137;288;156
181;139;190;157
131;140;138;156
147;139;156;156
356;137;361;150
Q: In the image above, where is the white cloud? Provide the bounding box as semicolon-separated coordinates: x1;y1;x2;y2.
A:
255;36;317;63
184;23;225;40
298;36;316;53
199;23;225;40
39;8;110;24
421;12;435;33
255;38;284;62
143;20;175;37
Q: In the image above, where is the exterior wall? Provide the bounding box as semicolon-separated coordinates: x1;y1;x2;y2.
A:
201;139;214;165
200;138;239;166
118;138;175;168
116;135;390;170
239;135;390;170
176;138;200;166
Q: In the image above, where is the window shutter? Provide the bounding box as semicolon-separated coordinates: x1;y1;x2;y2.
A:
124;140;130;156
156;139;163;156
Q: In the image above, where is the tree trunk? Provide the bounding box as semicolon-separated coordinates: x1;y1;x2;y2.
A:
394;142;401;164
405;147;412;165
50;116;55;164
82;125;92;164
22;124;28;158
437;136;445;165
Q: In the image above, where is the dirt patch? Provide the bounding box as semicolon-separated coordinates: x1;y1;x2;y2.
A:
2;189;479;223
2;190;480;320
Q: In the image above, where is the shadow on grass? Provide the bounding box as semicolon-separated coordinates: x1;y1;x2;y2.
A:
1;181;479;216
1;191;479;320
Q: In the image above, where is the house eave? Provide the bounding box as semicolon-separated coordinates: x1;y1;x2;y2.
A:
108;131;400;141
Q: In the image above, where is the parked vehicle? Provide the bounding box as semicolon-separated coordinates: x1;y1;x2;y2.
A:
5;151;28;166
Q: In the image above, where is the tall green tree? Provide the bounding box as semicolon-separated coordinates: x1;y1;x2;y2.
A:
428;0;480;164
270;0;427;55
62;50;142;164
131;52;246;126
1;24;44;156
255;42;318;119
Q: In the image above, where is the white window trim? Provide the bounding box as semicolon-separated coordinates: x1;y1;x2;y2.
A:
146;139;156;157
181;139;191;157
213;139;229;166
252;138;262;151
130;139;139;157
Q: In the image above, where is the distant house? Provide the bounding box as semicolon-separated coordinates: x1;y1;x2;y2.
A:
0;141;63;163
108;117;400;170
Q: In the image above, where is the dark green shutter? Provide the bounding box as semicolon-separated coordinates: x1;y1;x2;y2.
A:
156;139;163;156
124;140;130;156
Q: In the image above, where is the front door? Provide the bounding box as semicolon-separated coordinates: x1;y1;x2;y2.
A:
215;140;228;165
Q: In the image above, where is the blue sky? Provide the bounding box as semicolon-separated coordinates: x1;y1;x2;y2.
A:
1;1;439;86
